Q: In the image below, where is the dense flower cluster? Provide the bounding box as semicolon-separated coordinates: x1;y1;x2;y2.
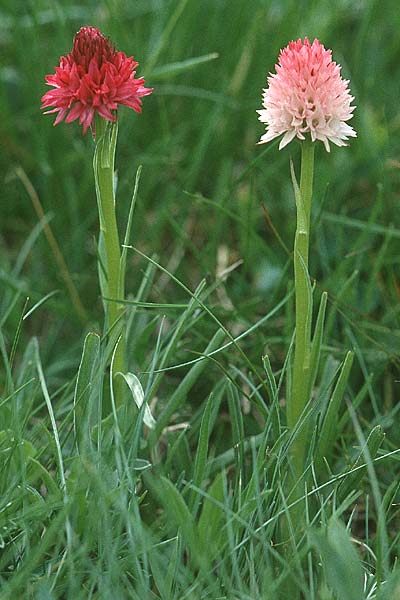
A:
41;26;152;134
258;38;356;151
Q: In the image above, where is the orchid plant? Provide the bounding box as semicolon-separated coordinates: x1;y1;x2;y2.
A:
258;38;357;493
42;27;153;426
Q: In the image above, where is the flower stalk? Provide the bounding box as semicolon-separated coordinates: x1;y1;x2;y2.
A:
287;140;315;476
93;115;126;405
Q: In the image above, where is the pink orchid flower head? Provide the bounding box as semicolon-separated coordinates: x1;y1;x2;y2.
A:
41;26;153;135
257;37;356;152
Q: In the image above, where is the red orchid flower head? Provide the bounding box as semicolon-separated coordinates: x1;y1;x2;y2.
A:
41;26;153;135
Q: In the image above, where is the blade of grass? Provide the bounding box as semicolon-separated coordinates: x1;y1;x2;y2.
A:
189;391;215;513
73;332;100;452
340;424;385;497
308;291;328;397
315;351;354;473
118;165;142;299
151;53;219;79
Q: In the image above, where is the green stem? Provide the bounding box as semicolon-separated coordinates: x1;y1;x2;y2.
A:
93;115;126;406
281;142;315;598
288;140;315;476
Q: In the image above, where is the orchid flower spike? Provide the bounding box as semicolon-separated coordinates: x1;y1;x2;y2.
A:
41;26;153;135
258;37;356;152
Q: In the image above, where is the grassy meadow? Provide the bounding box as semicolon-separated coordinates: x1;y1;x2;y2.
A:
1;0;400;598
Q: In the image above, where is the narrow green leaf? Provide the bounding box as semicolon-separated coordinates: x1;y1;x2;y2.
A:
308;291;328;396
316;351;354;472
338;373;373;430
197;472;225;558
262;354;280;437
146;474;205;568
189;392;214;512
118;165;142;299
296;246;313;370
97;231;108;303
99;119;117;169
116;371;156;429
317;354;341;416
73;332;100;452
227;382;245;487
0;330;13;400
262;354;278;399
310;518;363;600
151;53;219;79
376;481;400;587
287;243;313;434
322;211;400;239
242;433;272;514
34;339;66;492
22;290;59;321
104;298;188;309
340;425;384;496
7;297;29;395
290;158;306;232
